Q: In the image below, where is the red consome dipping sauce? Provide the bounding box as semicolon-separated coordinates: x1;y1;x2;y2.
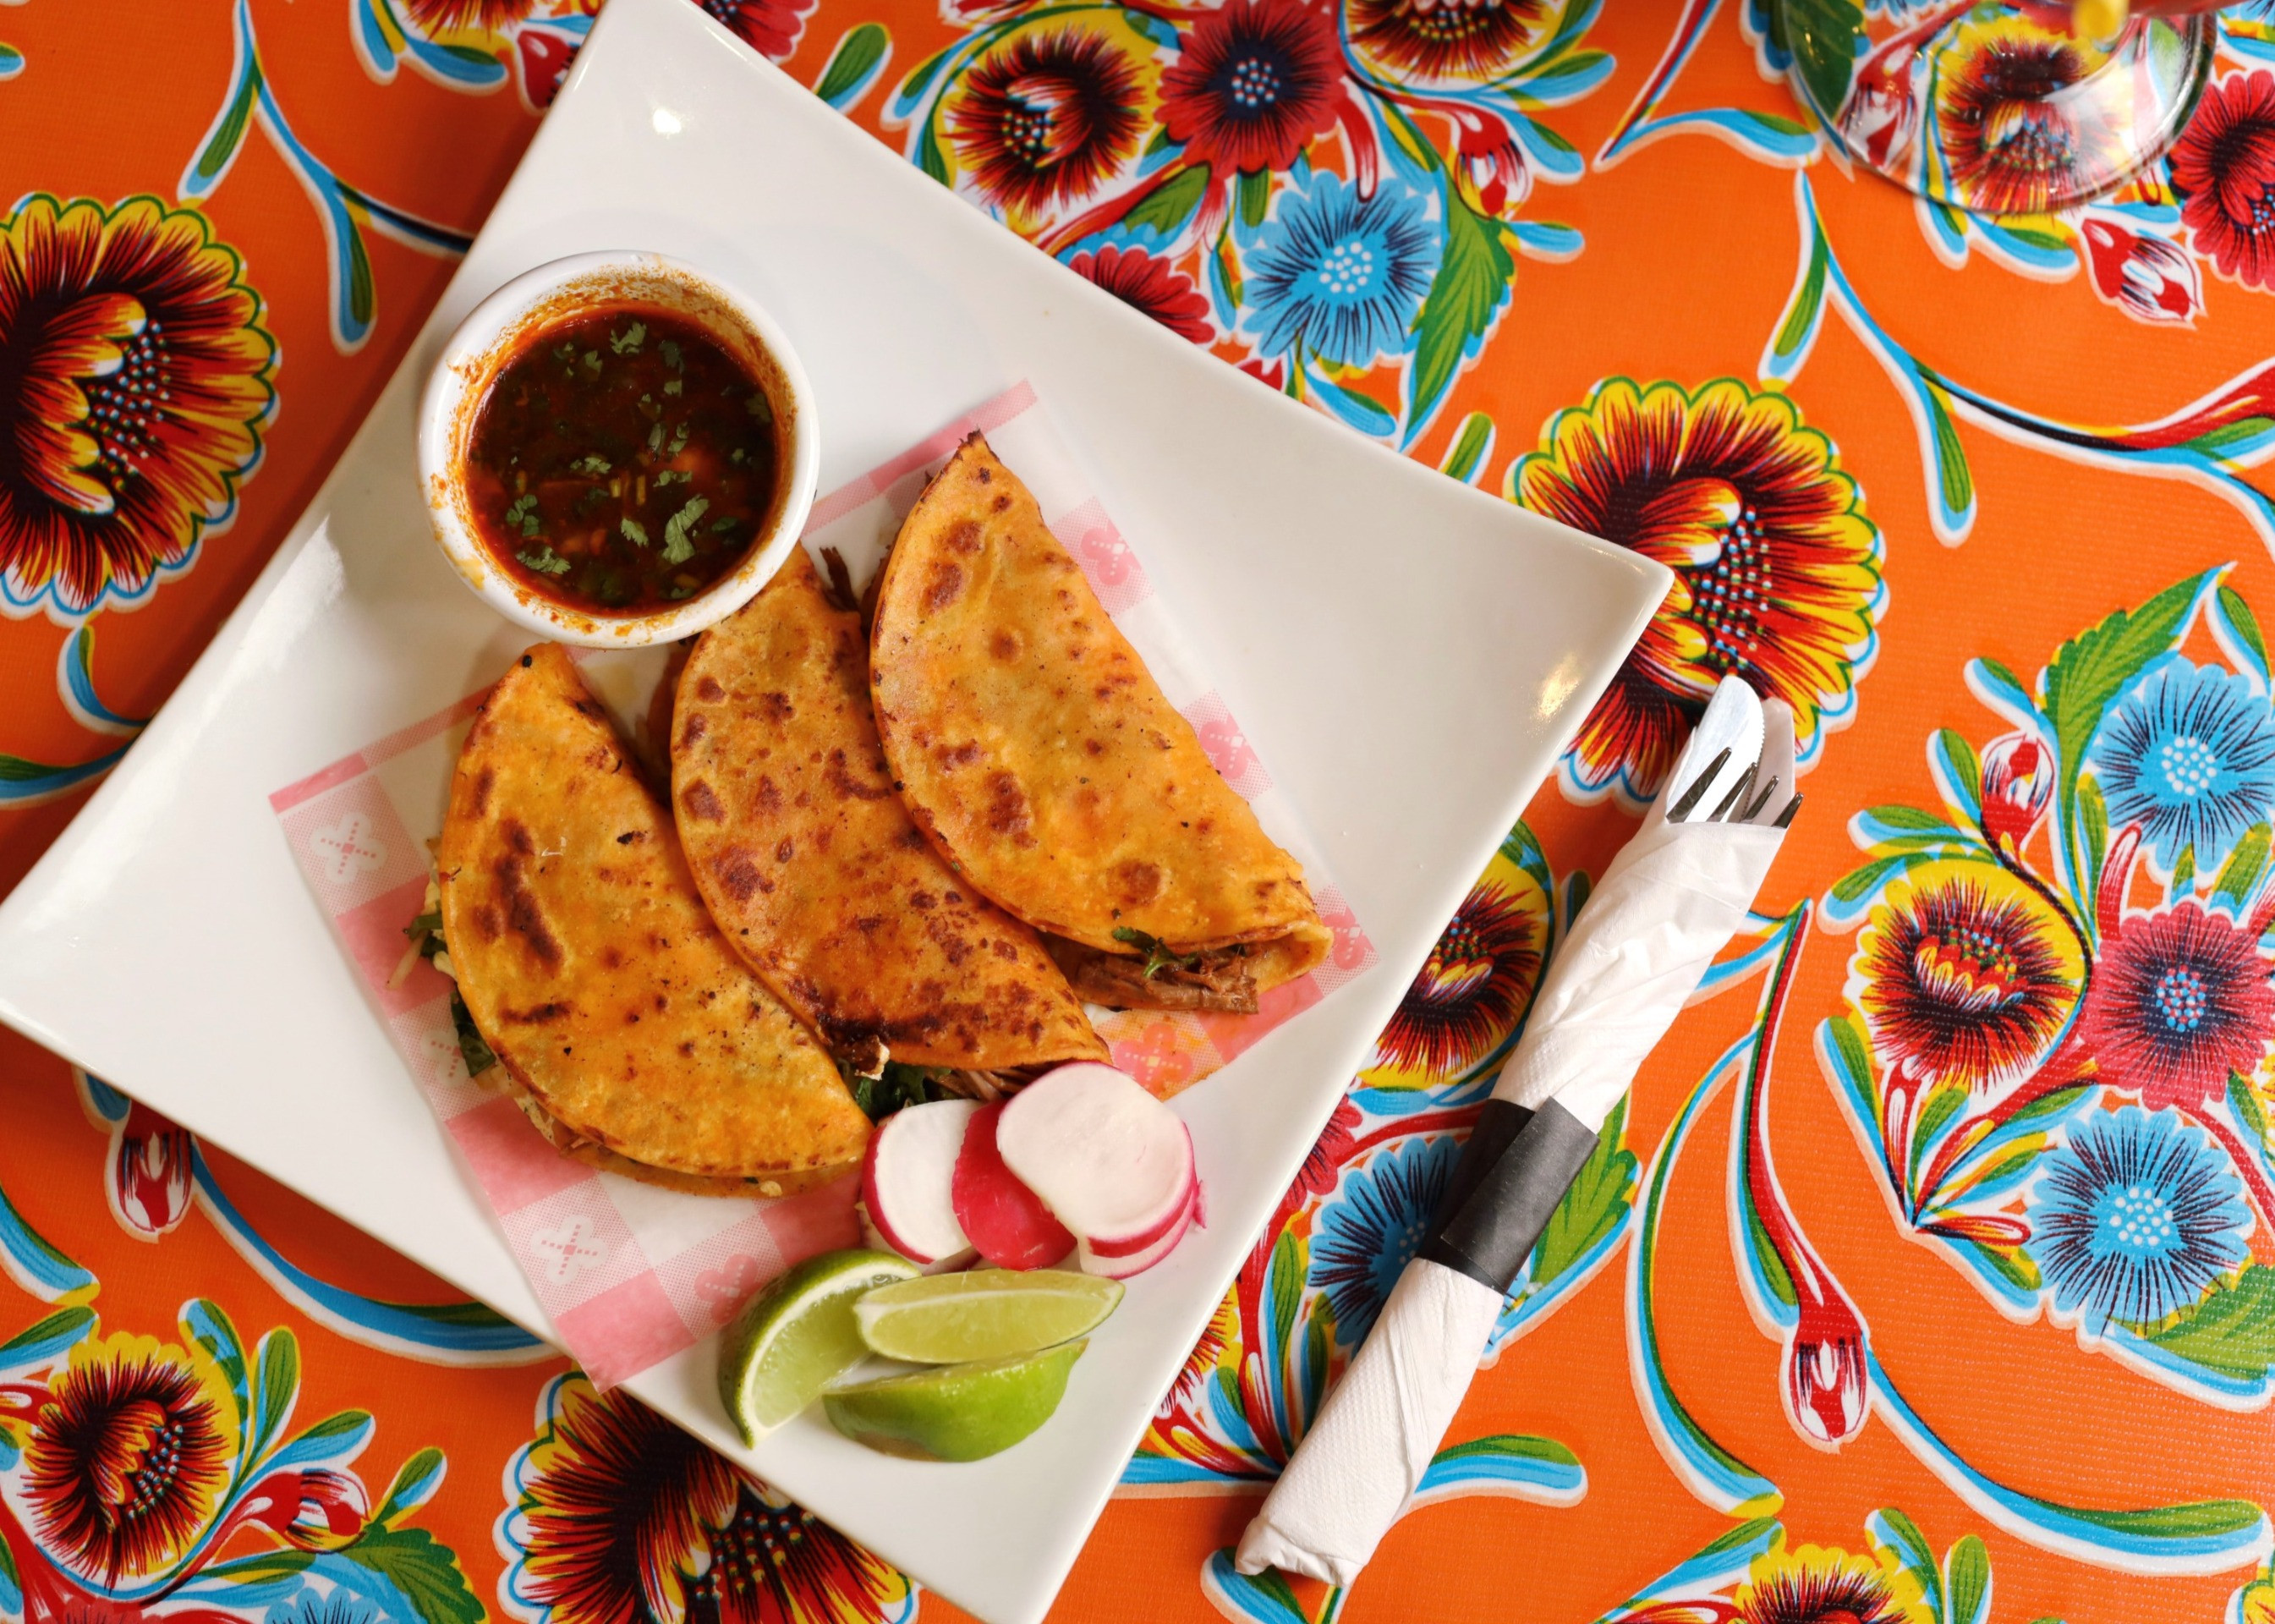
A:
463;303;782;617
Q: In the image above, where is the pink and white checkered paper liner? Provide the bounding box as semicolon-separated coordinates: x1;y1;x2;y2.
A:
270;383;1373;1387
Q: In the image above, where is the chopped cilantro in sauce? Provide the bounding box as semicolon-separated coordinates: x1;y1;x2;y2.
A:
465;304;780;615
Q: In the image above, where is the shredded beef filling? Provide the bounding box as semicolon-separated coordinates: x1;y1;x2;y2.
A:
1044;935;1259;1014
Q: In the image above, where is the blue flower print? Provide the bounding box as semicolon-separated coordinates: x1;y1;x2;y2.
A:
1310;1132;1459;1347
2026;1105;2250;1333
2087;656;2275;875
1245;172;1439;368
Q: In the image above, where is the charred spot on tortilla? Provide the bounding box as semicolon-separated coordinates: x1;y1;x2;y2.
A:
681;780;724;821
671;548;1105;1074
502;1001;571;1024
825;749;893;803
713;849;769;901
923;562;964;613
869;431;1330;1001
1115;860;1166;907
495;857;562;969
817;546;862;614
984;772;1034;843
438;642;866;1194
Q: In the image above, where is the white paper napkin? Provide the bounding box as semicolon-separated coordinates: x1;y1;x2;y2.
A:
1235;678;1794;1587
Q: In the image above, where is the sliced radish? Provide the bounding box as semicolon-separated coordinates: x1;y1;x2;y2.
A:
1084;1190;1195;1279
995;1062;1200;1278
1078;1127;1196;1259
861;1099;979;1270
951;1101;1075;1270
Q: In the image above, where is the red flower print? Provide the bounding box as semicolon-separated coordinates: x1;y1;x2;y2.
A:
1165;1292;1238;1406
948;29;1148;218
2080;898;2275;1112
22;1350;230;1583
2081;214;2202;326
1374;879;1540;1078
0;197;274;615
1344;0;1549;85
1067;244;1213;343
509;1377;910;1624
1513;379;1881;807
517;26;580;107
2171;69;2275;291
1159;0;1341;176
279;1468;370;1552
105;1102;192;1239
403;0;535;27
1855;875;2078;1091
1292;1097;1362;1204
694;0;814;63
1977;731;2053;855
1932;18;2120;217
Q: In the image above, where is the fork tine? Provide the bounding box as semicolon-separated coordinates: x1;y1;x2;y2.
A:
1708;763;1757;823
1773;793;1804;830
1741;773;1781;823
1664;748;1730;824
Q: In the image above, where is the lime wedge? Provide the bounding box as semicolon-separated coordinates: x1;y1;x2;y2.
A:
824;1341;1086;1461
854;1270;1121;1363
717;1248;918;1444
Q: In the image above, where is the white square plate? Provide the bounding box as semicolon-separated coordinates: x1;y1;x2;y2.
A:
0;1;1666;1617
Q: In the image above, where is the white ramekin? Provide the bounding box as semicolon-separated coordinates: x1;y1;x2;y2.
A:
416;250;818;647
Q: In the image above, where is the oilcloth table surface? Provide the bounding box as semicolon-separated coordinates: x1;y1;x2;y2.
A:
2;3;2273;1622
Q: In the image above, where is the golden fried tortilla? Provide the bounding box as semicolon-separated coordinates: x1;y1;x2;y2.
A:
440;644;868;1193
869;434;1329;999
672;549;1107;1072
493;1068;792;1197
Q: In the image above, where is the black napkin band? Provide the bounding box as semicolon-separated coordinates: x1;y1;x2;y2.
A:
1420;1099;1599;1295
1425;1096;1532;1237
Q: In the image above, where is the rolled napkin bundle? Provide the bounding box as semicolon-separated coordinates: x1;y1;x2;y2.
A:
1236;676;1798;1588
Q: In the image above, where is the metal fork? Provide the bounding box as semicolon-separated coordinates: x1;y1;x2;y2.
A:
1664;749;1802;827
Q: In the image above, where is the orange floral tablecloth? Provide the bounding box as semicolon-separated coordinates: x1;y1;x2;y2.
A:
5;2;2275;1621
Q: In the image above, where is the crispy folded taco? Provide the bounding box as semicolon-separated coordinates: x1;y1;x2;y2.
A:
869;433;1330;1013
672;548;1108;1074
439;644;869;1194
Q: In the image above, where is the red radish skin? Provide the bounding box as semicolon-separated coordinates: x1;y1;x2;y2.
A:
995;1062;1200;1278
1082;1190;1195;1278
860;1100;978;1270
951;1102;1075;1270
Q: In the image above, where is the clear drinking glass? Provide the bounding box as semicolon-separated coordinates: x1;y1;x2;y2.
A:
1772;1;2224;215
